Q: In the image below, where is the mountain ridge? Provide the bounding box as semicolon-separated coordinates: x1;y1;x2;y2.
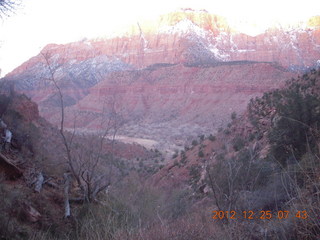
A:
3;9;318;148
6;9;320;78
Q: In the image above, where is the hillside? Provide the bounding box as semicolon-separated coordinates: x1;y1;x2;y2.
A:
0;90;165;238
1;67;319;240
152;68;320;239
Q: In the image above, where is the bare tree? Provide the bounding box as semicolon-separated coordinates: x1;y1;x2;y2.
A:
40;51;123;216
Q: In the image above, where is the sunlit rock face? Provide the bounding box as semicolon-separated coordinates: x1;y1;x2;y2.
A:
4;9;318;145
7;9;320;75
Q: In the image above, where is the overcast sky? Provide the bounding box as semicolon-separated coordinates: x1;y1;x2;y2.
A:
0;0;319;76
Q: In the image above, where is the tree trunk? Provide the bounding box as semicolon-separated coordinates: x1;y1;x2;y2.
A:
34;172;44;193
63;172;72;218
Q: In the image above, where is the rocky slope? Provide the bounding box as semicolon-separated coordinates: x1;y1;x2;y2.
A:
150;69;320;240
154;67;320;192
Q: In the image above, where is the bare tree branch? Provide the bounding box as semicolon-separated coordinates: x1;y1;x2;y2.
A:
0;0;21;19
40;50;124;205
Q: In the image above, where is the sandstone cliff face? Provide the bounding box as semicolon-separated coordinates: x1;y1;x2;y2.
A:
7;9;320;79
35;62;295;151
4;9;317;148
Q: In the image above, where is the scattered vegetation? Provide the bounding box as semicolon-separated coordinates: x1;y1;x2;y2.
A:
204;68;320;239
249;69;320;166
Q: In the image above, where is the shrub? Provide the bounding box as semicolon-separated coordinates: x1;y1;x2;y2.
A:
223;129;231;135
161;189;191;220
231;111;237;120
248;133;256;142
138;161;144;168
198;135;205;142
232;136;245;151
180;155;187;165
191;140;198;146
198;150;204;158
208;134;216;141
268;85;320;166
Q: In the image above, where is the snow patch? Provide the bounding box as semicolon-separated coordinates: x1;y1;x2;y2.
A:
209;46;229;61
236;49;256;53
159;19;207;38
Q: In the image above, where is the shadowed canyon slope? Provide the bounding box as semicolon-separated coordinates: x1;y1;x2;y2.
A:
4;9;319;148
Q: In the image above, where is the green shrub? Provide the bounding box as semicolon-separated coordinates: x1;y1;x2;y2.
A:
223;129;231;135
208;134;216;141
248;133;256;142
172;153;178;159
268;85;320;166
192;140;198;146
231;111;237;120
180;155;187;165
248;70;320;166
138;161;144;168
199;135;205;142
198;150;204;158
162;189;191;220
232;136;245;151
173;159;179;166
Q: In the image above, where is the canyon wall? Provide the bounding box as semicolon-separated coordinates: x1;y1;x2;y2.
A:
4;9;318;147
